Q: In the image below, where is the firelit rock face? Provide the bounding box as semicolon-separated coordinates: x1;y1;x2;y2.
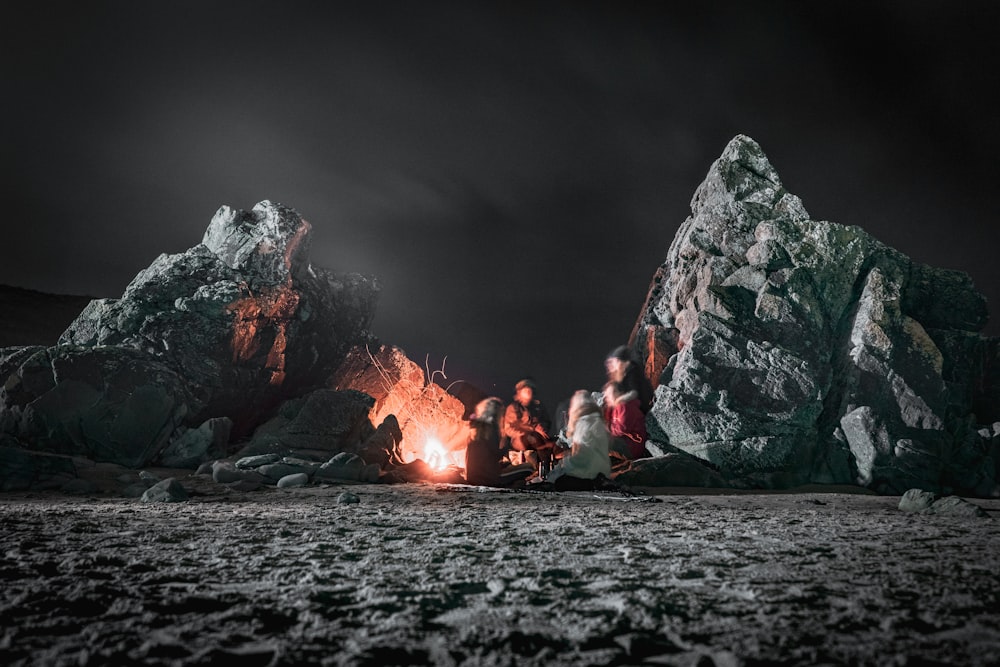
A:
1;201;379;471
57;200;379;438
632;135;998;495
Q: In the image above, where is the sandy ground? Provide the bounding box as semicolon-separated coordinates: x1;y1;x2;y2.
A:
1;473;999;667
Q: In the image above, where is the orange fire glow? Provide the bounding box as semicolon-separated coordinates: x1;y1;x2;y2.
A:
399;433;465;472
422;436;449;471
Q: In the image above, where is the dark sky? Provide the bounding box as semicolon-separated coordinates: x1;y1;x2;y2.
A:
3;2;999;409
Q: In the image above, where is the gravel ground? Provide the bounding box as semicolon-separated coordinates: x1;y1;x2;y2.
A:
1;476;999;666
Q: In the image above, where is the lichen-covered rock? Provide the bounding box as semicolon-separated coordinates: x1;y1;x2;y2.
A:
633;135;998;495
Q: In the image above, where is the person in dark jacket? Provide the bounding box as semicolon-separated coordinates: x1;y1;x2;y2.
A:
462;397;505;486
503;377;555;476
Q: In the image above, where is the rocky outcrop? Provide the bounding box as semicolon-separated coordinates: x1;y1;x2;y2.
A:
235;388;381;463
1;201;379;471
58;201;379;437
631;135;999;496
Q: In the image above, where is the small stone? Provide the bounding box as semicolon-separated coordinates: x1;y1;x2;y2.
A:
337;492;360;504
140;478;189;503
212;460;267;485
277;473;309;488
235;454;282;469
928;495;988;517
899;488;937;513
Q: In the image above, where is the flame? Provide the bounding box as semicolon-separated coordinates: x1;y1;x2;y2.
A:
423;436;450;472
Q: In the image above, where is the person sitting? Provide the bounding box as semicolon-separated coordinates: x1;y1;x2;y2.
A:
547;390;612;490
503;377;555;477
461;397;505;486
604;345;654;415
603;381;650;460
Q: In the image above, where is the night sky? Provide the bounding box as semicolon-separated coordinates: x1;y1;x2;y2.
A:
3;2;999;409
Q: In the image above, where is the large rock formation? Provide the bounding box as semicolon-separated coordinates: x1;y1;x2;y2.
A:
631;135;999;496
1;201;379;471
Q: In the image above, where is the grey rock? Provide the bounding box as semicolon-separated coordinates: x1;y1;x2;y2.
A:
899;488;988;517
317;452;367;481
258;462;317;482
357;415;403;468
243;389;376;460
1;346;194;468
140;478;189;503
277;472;309;488
612;453;728;488
157;417;232;468
212;460;267;485
195;461;215;476
138;470;161;484
235;453;283;469
2;201;378;467
0;444;77;491
898;488;937;513
927;495;988;517
631;135;997;495
337;491;360;504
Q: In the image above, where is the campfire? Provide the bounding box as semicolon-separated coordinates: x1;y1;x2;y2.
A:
398;432;466;480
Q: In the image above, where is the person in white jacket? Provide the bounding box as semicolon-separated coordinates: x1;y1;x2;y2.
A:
546;390;612;488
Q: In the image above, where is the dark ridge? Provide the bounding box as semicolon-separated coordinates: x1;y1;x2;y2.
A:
0;284;94;348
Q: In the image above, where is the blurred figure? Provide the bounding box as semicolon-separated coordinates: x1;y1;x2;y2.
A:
503;377;555;478
604;345;654;414
547;390;612;490
604;346;653;460
462;396;506;486
603;381;649;460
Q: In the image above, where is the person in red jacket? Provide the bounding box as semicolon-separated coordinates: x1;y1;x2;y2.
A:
602;381;649;460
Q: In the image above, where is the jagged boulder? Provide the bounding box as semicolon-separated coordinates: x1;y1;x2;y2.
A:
0;201;379;473
58;201;379;437
631;135;998;495
236;388;377;461
1;345;195;468
156;417;233;468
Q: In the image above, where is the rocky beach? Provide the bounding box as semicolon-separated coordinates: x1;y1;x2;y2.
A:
2;474;999;667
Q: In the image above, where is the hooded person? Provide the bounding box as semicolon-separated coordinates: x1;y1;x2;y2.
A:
546;389;613;490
